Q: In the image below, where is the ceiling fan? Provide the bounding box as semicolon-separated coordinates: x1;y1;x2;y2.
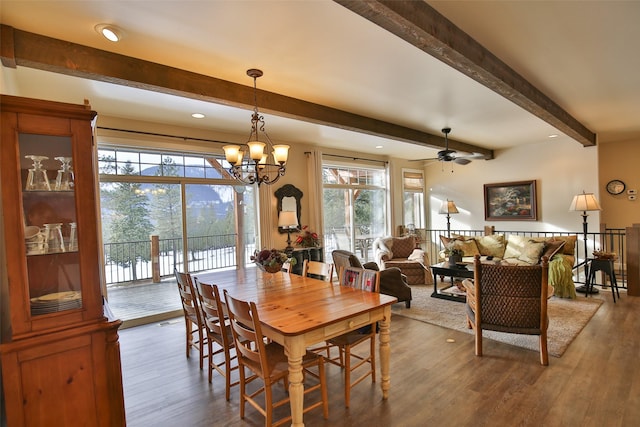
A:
413;128;482;165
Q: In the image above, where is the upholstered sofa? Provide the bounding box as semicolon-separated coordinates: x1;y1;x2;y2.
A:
372;235;433;286
332;250;412;308
439;234;577;298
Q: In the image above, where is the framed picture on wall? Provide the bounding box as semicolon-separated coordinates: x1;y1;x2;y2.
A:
484;180;537;221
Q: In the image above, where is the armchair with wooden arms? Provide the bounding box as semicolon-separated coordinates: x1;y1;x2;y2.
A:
463;254;551;365
332;249;412;308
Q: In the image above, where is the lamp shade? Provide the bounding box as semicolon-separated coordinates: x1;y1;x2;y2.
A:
569;192;601;212
439;200;459;215
278;210;298;228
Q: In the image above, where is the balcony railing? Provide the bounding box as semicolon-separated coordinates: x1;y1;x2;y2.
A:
103;233;256;286
421;227;628;288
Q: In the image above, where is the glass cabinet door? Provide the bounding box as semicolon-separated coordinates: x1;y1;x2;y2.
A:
19;133;82;316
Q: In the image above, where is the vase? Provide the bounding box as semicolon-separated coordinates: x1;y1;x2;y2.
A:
263;264;283;274
448;254;463;267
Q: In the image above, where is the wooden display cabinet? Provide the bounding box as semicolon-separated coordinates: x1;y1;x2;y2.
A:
0;95;125;426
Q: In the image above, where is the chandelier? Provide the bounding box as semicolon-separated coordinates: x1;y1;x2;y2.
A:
223;69;290;185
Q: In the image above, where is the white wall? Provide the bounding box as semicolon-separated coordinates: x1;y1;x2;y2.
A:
423;138;600;234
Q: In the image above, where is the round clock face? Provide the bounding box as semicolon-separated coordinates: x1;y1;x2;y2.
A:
606;179;626;195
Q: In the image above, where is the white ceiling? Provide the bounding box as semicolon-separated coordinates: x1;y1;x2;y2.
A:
1;1;639;161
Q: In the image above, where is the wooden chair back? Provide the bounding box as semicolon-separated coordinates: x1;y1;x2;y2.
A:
193;279;228;344
223;291;268;375
302;260;334;282
174;268;205;368
174;269;199;322
338;266;379;293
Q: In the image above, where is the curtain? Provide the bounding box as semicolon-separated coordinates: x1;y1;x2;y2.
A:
306;149;324;239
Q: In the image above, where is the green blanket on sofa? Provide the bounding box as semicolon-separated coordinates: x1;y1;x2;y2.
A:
549;255;576;298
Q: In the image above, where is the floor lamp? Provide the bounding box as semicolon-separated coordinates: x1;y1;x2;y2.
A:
278;210;299;253
569;191;601;294
439;199;459;237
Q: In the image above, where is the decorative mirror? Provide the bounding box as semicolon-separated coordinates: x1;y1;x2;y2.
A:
275;184;303;234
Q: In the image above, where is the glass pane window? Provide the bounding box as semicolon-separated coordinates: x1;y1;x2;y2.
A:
323;162;387;262
98;146;257;323
97;148;227;178
402;170;425;228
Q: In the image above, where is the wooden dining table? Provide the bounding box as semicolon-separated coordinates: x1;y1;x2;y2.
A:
195;267;397;427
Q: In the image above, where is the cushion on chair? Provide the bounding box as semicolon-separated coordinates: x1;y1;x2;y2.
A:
390;236;416;258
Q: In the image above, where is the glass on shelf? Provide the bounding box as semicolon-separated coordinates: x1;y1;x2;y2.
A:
25;155;51;191
68;222;78;251
54;157;74;191
43;223;65;253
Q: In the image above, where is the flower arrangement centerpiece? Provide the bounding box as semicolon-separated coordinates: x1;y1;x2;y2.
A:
444;244;464;266
295;225;320;248
251;248;296;273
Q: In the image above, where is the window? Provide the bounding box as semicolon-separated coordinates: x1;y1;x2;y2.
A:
98;147;257;322
322;162;387;262
402;170;425;229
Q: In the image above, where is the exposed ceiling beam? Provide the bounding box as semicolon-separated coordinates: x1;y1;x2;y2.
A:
0;24;493;159
335;0;596;147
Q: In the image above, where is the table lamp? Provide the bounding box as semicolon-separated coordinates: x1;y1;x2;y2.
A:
439;199;459;237
569;191;601;293
278;210;299;252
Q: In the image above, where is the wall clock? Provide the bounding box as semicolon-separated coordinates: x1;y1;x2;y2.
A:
606;179;626;195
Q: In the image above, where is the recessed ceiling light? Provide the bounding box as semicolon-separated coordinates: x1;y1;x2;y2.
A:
95;24;122;42
548;134;559;138
375;145;383;149
191;113;205;119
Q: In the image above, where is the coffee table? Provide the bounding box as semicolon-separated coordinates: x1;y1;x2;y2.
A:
430;262;474;302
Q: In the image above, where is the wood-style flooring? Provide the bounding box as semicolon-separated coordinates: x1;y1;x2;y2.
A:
119;290;640;427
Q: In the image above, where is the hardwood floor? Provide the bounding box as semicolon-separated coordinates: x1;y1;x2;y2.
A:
119;292;640;426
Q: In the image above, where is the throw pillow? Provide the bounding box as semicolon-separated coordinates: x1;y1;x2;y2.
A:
392;236;416;258
518;240;546;264
450;238;480;257
408;248;425;263
503;234;529;259
441;235;481;257
475;234;506;258
548;235;577;256
541;240;566;261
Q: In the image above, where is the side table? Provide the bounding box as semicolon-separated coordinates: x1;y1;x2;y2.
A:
585;258;620;303
430;262;474;302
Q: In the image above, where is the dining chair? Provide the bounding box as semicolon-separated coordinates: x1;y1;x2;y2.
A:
193;277;239;400
174;268;206;369
301;259;334;282
325;266;380;407
223;290;329;426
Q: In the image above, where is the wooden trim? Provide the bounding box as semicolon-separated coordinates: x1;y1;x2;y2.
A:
334;0;596;147
0;24;492;158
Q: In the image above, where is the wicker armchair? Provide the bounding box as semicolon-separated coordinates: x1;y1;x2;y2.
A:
463;254;550;365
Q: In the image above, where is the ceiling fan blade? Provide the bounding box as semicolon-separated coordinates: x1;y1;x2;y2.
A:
453;158;471;165
409;157;439;162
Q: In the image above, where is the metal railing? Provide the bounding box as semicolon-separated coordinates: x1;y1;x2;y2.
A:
103;233;256;286
421;228;627;288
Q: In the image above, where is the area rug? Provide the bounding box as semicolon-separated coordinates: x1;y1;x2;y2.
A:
391;285;603;357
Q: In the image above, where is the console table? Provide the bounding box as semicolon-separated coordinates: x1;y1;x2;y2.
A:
289;247;324;275
430;262;474;302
